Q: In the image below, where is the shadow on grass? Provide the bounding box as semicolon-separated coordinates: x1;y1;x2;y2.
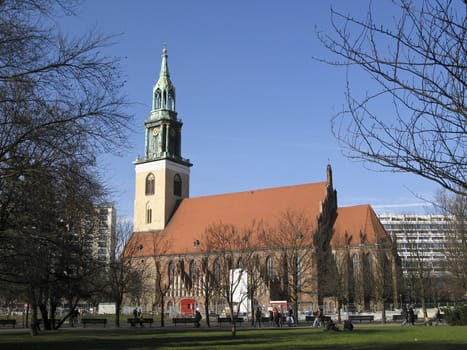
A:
0;326;465;350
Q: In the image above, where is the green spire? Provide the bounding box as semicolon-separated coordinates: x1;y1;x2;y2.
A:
152;46;175;112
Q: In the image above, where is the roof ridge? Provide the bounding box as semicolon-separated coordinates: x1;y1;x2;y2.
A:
187;181;328;201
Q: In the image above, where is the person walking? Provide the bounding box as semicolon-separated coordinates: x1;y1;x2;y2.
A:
312;307;322;328
435;304;442;325
408;305;415;326
194;308;202;328
255;307;262;328
401;305;408;326
287;308;295;327
273;307;280;327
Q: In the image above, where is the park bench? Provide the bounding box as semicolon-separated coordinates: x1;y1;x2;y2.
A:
0;319;16;328
349;315;374;323
128;318;153;327
217;316;244;327
172;317;196;327
81;318;107;327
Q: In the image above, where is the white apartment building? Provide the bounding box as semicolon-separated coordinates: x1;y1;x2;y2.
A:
378;214;452;277
87;206;116;265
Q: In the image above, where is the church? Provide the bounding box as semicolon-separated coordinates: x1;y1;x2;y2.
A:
126;47;401;318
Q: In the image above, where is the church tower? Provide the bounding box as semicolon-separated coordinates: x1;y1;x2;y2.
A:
133;47;192;232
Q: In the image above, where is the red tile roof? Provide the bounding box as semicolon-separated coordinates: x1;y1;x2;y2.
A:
332;204;389;246
130;182;328;256
128;183;389;257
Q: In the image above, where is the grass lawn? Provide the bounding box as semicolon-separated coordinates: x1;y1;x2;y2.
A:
0;325;466;350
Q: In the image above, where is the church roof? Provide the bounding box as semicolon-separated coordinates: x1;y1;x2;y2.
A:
127;182;390;257
129;181;328;256
332;204;389;246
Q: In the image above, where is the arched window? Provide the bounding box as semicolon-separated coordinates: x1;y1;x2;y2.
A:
168;261;175;284
168;88;175;110
146;205;152;224
237;257;243;269
352;254;359;283
173;174;182;196
266;256;274;280
294;255;302;289
154;89;161;109
213;259;221;283
189;260;197;280
145;173;155;195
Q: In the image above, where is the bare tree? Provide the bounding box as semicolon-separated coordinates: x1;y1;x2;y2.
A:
372;236;398;323
316;0;466;196
402;226;433;321
435;189;467;296
202;222;258;337
261;209;316;325
0;0;131;230
198;248;219;327
147;233;171;327
0;0;131;336
106;218;148;327
331;234;354;323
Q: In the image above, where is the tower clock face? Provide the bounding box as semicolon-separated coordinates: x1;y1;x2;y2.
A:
170;129;176;136
153;128;159;136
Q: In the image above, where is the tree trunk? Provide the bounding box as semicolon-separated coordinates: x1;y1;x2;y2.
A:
115;302;121;328
30;302;39;336
381;299;386;324
229;305;237;337
204;297;210;327
161;294;165;327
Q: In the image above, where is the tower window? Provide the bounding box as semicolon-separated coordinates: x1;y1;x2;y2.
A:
146;206;152;224
154;89;161;109
173;174;182;196
146;173;155;195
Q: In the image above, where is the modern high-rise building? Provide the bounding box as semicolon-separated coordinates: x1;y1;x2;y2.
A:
378;214;452;277
88;206;116;265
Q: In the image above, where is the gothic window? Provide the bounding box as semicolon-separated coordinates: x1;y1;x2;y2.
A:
168;89;175;110
266;256;274;280
294;255;302;289
168;261;175;284
173;174;182;196
145;173;155;195
189;260;197;280
213;259;221;283
352;254;359;283
154;89;161;109
237;257;243;269
146;206;152;224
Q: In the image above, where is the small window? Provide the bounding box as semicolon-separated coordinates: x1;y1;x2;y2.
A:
146;173;155;195
173;174;182;196
146;207;152;224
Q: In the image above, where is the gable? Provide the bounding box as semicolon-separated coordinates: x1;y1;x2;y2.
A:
332;204;389;247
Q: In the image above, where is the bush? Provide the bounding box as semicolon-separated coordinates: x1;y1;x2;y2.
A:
443;305;467;326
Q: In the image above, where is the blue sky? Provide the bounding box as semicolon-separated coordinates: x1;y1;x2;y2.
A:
59;0;441;219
